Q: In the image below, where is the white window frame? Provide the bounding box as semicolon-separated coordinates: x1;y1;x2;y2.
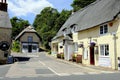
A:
100;44;109;57
100;24;108;35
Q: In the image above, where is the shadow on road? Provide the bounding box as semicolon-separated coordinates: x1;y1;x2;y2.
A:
14;57;30;62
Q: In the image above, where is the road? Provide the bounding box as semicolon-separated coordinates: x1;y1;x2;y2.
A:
0;52;120;80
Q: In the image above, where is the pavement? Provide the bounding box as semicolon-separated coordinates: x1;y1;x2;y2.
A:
47;54;118;73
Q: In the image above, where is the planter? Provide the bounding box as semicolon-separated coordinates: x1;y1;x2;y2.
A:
57;53;64;59
57;54;61;58
76;54;82;63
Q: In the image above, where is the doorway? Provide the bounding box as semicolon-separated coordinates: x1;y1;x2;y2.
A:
90;47;95;65
28;45;32;53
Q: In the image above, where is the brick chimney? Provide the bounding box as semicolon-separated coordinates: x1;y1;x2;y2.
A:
0;0;7;12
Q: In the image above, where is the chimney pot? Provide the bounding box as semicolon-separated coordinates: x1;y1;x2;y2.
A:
0;0;7;12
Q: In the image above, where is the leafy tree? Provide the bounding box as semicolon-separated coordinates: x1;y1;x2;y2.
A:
71;0;96;12
10;17;30;39
54;10;71;32
33;7;71;49
33;7;60;49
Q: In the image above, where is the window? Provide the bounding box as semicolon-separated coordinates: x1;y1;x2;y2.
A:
71;26;76;33
100;44;109;56
28;36;33;42
100;24;108;34
70;24;77;33
23;45;28;49
74;42;78;51
32;45;37;50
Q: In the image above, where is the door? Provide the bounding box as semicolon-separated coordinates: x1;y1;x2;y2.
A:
68;44;74;60
28;45;32;53
90;47;95;65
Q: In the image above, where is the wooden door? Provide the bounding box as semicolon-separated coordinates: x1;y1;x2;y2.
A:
90;47;95;65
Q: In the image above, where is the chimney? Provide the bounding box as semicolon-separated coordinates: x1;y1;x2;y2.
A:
0;0;7;12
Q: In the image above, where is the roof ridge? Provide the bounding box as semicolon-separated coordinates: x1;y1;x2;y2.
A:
70;0;102;17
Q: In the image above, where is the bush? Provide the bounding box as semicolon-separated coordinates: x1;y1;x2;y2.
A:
72;54;77;62
60;53;64;59
48;51;51;55
12;41;20;52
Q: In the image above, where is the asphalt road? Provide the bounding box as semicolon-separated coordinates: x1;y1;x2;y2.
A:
0;52;120;80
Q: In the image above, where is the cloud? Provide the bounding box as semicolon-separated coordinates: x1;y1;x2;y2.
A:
8;0;53;16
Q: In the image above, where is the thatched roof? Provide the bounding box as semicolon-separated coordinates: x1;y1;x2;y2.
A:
54;0;120;40
15;26;41;40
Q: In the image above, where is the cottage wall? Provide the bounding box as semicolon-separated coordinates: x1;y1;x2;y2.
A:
73;19;120;69
0;28;12;62
18;32;41;53
20;33;40;43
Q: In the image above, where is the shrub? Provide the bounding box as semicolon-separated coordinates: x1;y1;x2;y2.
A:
72;54;77;62
60;53;64;59
48;51;51;55
12;41;20;52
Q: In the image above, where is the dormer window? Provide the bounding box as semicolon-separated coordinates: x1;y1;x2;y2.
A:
70;24;77;33
62;28;67;36
71;26;76;33
100;24;108;35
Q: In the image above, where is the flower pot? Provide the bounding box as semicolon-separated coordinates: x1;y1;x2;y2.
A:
76;54;82;63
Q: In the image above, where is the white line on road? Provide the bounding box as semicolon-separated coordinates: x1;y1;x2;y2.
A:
39;60;46;66
39;60;70;76
47;67;60;76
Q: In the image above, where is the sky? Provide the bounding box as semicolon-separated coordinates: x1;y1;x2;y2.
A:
7;0;73;25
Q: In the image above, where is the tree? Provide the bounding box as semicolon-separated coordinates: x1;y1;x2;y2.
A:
10;17;30;39
54;10;71;32
71;0;96;12
33;7;72;49
33;7;60;49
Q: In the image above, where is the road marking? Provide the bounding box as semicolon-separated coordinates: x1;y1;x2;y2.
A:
39;60;62;76
39;60;46;66
47;67;60;76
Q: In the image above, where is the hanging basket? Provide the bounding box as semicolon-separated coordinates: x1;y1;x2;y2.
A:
90;42;96;47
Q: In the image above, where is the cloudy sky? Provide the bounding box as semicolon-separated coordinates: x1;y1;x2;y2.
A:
8;0;73;24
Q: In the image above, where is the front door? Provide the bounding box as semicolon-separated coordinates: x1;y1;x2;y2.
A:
90;47;95;65
28;45;32;53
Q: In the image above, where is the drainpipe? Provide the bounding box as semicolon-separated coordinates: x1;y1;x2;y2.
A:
112;33;117;70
